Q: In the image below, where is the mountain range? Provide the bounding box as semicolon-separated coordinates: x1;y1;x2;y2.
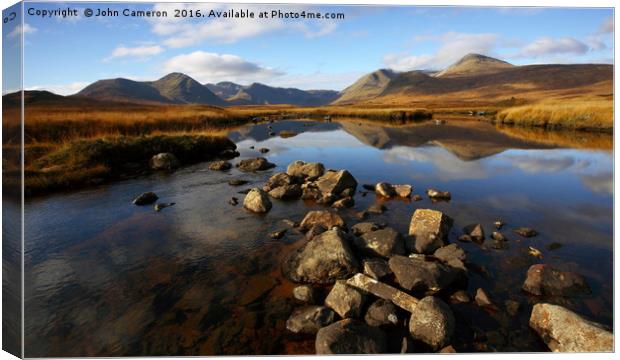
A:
15;53;613;107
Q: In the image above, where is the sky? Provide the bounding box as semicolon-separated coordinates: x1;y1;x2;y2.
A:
3;2;614;94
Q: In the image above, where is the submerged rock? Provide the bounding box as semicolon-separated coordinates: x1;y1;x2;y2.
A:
408;209;453;254
286;306;335;335
286;160;325;181
258;147;270;154
325;281;366;318
367;203;387;214
237;157;276;172
132;192;159;205
514;227;538;237
149;152;180;170
243;188;272;213
354;227;406;259
283;229;359;284
154;202;175;211
209;160;231;171
522;264;591;297
299;210;345;231
228;179;249;186
529;303;613;352
269;229;287;239
315;319;388;354
408;296;455;350
426;188;451;200
449;290;471;304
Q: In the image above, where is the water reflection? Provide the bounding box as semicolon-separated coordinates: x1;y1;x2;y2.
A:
24;119;612;356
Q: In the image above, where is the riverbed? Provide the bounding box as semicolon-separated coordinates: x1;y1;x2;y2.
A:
22;119;613;356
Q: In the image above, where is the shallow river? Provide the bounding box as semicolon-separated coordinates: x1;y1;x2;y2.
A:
22;119;613;356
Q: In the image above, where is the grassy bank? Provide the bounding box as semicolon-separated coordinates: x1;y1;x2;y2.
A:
494;99;613;132
17;134;235;196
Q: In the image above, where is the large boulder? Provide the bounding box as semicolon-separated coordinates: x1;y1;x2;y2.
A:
389;255;458;293
364;299;402;327
286;306;335;335
353;227;406;258
522;264;591;297
409;296;455;350
316;319;388;354
237;157;275;172
299;210;346;231
529;303;613;352
408;209;454;254
315;170;358;197
243;188;272;213
268;184;302;200
149;152;180;170
283;229;359;284
286;160;325;181
325;281;366;318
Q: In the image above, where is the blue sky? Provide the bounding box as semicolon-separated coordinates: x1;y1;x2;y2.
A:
4;3;614;94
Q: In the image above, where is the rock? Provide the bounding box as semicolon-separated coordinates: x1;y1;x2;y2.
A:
346;273;419;313
282;219;299;228
491;231;507;241
293;285;319;304
408;296;455;350
268;184;302;199
457;234;472;242
474;288;495;308
279;130;298;138
325;281;366;318
237;188;252;195
450;290;471;304
237;157;275;172
362;184;375;191
364;299;401;327
332;197;354;209
218;149;240;159
305;225;327;240
408;209;454;254
132;192;158;205
522;264;591;297
286;160;325;181
389;255;458;293
440;345;457;353
269;131;276;136
269;229;287;239
228;179;249;186
354;227;406;258
283;229;359;284
529;303;613;352
375;182;396;198
154;202;175;211
367;203;387;214
433;244;467;272
263;172;295;192
299;210;345;231
315;170;358;196
514;227;538;237
258;147;270;153
315;319;388;354
412;194;423;201
546;242;563;251
286;306;335;335
426;188;451;200
243;188;272;213
149;152;180;170
228;197;238;206
351;222;381;236
463;223;485;242
362;258;392;280
494;219;504;229
394;185;413;198
400;336;415;353
355;211;369;220
301;186;321;200
340;188;355;197
505;300;520;316
316;193;337;205
209;160;231;171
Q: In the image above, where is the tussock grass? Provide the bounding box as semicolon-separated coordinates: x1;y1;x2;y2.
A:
495;99;613;131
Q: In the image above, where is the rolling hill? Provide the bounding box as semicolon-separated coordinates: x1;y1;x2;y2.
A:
227;83;339;106
205;82;244;100
434;53;514;77
150;73;226;106
332;69;397;105
77;78;175;104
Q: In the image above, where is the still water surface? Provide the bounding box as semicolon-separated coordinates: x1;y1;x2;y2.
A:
23;119;613;356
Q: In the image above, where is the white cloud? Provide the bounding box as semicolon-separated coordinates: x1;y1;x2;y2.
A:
598;16;613;34
515;37;588;58
7;23;37;39
27;82;90;96
149;3;337;47
104;45;163;62
586;36;607;51
383;32;501;71
162;51;283;84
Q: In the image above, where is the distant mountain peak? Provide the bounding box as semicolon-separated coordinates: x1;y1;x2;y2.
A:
435;53;514;77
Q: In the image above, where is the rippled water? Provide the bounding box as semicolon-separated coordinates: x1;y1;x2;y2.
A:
22;119;613;356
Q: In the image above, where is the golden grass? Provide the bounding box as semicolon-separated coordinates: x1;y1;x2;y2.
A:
495;99;613;131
